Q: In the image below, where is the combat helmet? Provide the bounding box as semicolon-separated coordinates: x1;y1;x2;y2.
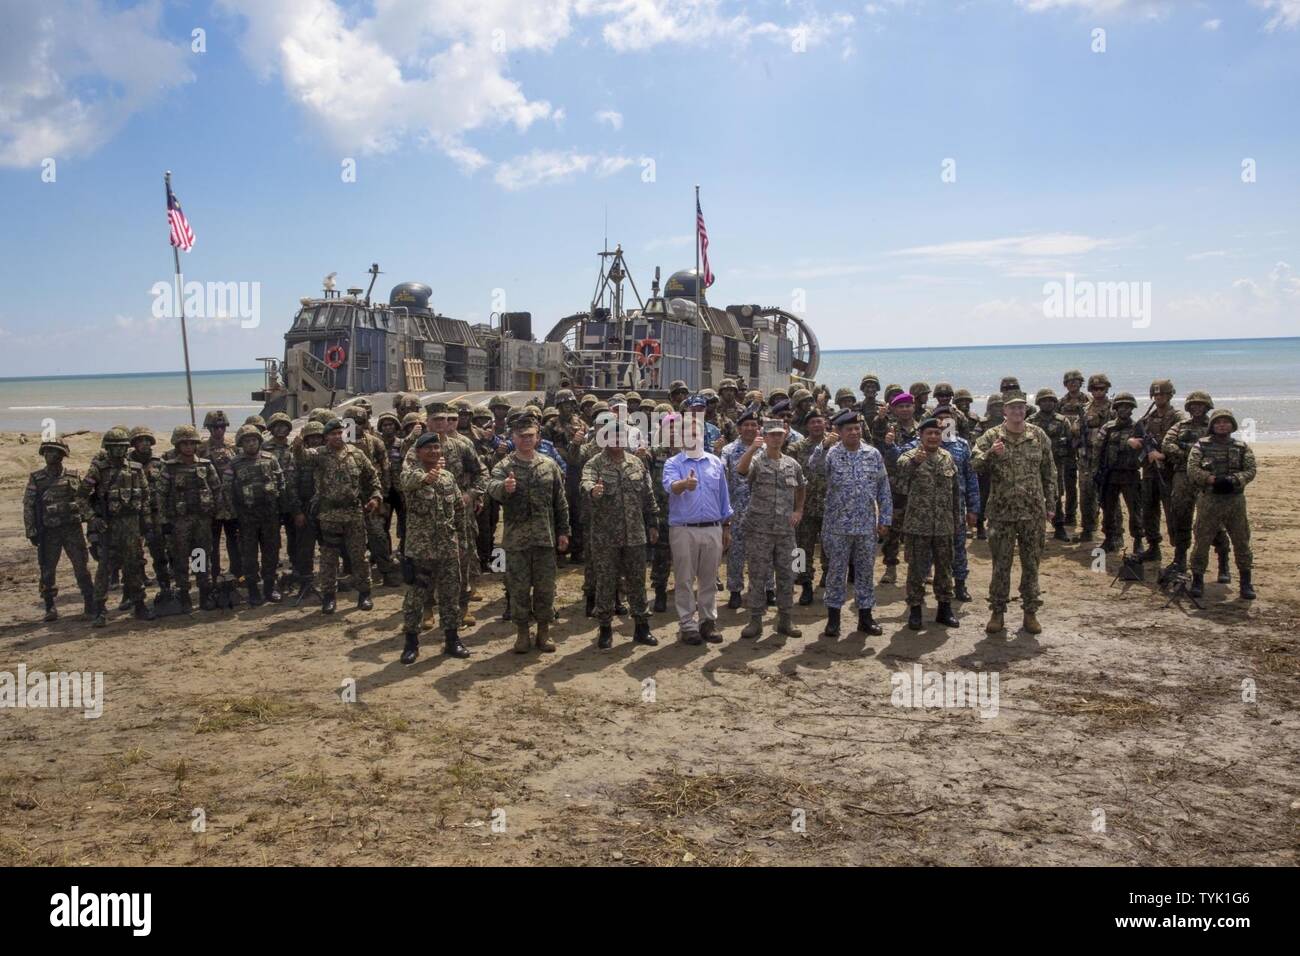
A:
470;405;492;420
236;423;264;445
1209;409;1238;431
860;373;881;390
554;388;576;405
244;414;267;429
1149;379;1175;398
1035;387;1058;405
579;393;597;408
128;425;156;444
1112;391;1138;409
171;424;201;446
488;394;512;411
953;388;973;403
883;384;903;402
309;407;336;426
791;387;813;404
933;382;955;400
268;412;294;432
102;426;131;447
542;406;559;421
1184;390;1213;412
342;406;367;422
718;379;738;393
834;387;856;404
301;421;326;440
202;410;230;429
1063;369;1085;385
401;411;425;429
39;437;70;456
1087;373;1111;390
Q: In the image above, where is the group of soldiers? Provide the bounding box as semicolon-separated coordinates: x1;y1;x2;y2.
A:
24;369;1258;662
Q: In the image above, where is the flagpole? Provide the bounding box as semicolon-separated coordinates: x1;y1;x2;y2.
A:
694;184;701;318
166;170;197;427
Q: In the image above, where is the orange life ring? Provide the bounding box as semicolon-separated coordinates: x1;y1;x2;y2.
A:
636;338;662;366
324;345;346;369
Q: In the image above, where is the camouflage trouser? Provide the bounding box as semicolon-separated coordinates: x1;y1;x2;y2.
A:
37;526;93;600
1190;491;1252;573
506;546;558;624
566;483;584;560
922;525;969;582
365;509;395;573
1168;473;1227;555
319;512;370;594
1078;457;1100;533
403;557;460;633
725;504;750;592
237;513;282;587
210;517;242;580
592;543;648;622
822;531;878;610
1051;456;1070;527
745;529;796;612
1060;458;1078;521
882;493;907;565
795;513;825;585
293;516;318;583
460;506;479;593
168;515;214;595
137;523;172;590
650;521;672;588
1101;480;1143;541
987;518;1045;613
94;519;145;603
1139;469;1171;544
906;533;954;605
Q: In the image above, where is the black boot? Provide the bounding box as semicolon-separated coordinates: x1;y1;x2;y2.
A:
1053;524;1069;542
264;577;282;603
248;582;264;607
133;597;155;621
1189;572;1204;598
976;520;987;540
633;616;658;646
653;586;667;613
117;591;132;611
823;606;841;637
857;608;882;636
400;631;419;665
798;581;814;606
700;618;721;644
614;594;628;615
357;591;373;611
43;596;57;623
907;604;923;631
82;591;96;618
765;589;776;607
92;601;107;628
584;591;596;618
727;591;742;610
1171;544;1187;572
444;628;470;658
954;580;972;602
1217;551;1231;584
1239;569;1255;600
1074;529;1095;543
936;602;959;627
177;589;194;615
597;622;613;649
200;585;216;611
321;592;337;614
1139;540;1161;563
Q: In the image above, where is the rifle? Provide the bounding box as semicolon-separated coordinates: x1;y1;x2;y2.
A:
1133;401;1170;496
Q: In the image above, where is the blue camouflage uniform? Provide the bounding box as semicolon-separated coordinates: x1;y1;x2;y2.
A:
900;434;980;584
807;441;893;610
721;438;752;593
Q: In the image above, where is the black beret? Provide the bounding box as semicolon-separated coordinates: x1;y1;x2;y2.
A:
736;403;760;425
769;398;791;416
803;406;827;421
830;409;861;428
918;417;942;432
415;431;442;449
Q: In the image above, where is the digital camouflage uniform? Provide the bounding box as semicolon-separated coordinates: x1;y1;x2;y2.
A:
806;441;892;610
1161;400;1229;566
1077;392;1112;537
263;415;299;579
128;431;172;594
309;443;381;596
972;422;1056;614
879;418;919;571
721;438;756;594
487;452;570;625
1095;405;1145;549
648;445;674;594
199;429;241;581
1029;398;1073;536
346;411;396;583
81;439;151;611
1056;381;1088;524
1187;416;1254;577
896;445;960;605
158;439;222;606
1135;394;1183;549
226;434;289;598
581;450;658;623
899;432;979;588
291;427;324;586
23;449;94;613
742;450;805;613
400;462;465;633
789;434;828;587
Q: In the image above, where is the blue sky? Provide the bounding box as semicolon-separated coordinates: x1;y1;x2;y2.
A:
1;0;1297;374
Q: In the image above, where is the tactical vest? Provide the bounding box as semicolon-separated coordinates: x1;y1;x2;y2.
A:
33;470;82;528
1196;439;1250;478
92;459;147;517
166;459;217;518
231;453;281;514
1100;422;1143;472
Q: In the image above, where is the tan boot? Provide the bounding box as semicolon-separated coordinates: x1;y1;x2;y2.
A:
776;611;802;637
985;610;1005;634
513;624;531;653
468;588;483;602
460;605;477;627
1022;611;1042;634
421;603;435;630
740;615;764;639
535;622;556;653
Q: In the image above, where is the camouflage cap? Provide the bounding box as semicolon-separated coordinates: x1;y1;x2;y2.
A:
668;380;688;393
1112;391;1138;408
1087;373;1111;389
1149;379;1175;397
39;437;70;456
488;394;512;410
1208;408;1238;431
1035;387;1058;404
401;412;425;428
860;373;881;389
555;389;576;404
1063;369;1085;385
507;410;540;431
236;424;264;443
102;426;131;446
933;382;954;399
425;401;451;415
376;412;401;429
128;425;156;443
170;424;201;445
953;388;973;402
302;421;325;439
718;379;738;392
1184;390;1213;410
834;387;856;403
202;410;229;428
268;412;293;430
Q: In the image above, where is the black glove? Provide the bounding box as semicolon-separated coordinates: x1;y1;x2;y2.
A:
28;535;39;547
1212;476;1236;495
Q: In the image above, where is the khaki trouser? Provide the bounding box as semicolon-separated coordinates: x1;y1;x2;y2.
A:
669;524;723;633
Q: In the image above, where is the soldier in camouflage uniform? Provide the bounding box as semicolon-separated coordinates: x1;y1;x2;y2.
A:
970;394;1004;542
878;391;919;582
399;431;469;663
24;437;95;621
308;418;382;613
1056;370;1088;525
737;418;805;639
908;382;932;420
158;425;222;614
264;412;299;583
972;391;1057;635
790;388;815;433
1075;373;1112;542
648;403;677;612
1187;409;1255;600
1095;392;1146;554
291;421;325;598
897;418;962;630
581;423;660;649
343;406;399;587
487;413;570;653
716;379;742;444
1160;391;1230;580
226;424;289;605
1133;379;1183;564
835;387;858;413
128;425;173;605
199;410;242;583
932;383;970;441
721;406;761;607
788;407;829;604
1029;388;1074;541
857;374;882;420
82;427;153;626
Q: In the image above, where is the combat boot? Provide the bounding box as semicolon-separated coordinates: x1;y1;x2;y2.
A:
460;604;476;626
177;589;194;615
857;608;882;636
1217;551;1231;584
700;618;721;644
92;602;108;628
133;598;154;621
321;592;337;614
936;602;959;628
798;581;814;606
740;614;764;639
765;589;776;607
264;577;282;603
1131;536;1146;558
907;604;923;631
382;568;403;588
727;591;743;610
1073;530;1095;543
653;586;668;613
1139;541;1161;564
1171;544;1188;572
823;607;841;637
584;591;596;617
985;609;1005;634
1022;611;1042;634
1053;525;1069;542
776;611;801;637
200;585;216;611
879;564;897;586
1239;570;1255;600
513;624;531;653
400;631;420;665
82;590;96;618
954;579;972;602
444;628;470;659
614;598;628;616
248;582;264;607
976;520;987;540
357;591;374;611
117;592;133;611
597;622;614;649
43;596;57;623
535;622;556;653
633;616;658;646
1189;572;1204;597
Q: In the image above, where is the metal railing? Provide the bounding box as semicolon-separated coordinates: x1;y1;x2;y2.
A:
299;349;337;391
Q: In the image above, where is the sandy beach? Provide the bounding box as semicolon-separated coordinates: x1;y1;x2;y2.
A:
1;430;1295;866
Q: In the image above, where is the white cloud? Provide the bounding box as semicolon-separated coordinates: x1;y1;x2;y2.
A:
1166;261;1300;334
1255;0;1300;31
1186;249;1228;261
1015;0;1171;17
493;149;637;190
1202;18;1221;30
595;109;624;130
892;232;1122;279
0;1;192;167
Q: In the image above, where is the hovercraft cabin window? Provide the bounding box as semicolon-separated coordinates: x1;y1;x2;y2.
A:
353;352;371;371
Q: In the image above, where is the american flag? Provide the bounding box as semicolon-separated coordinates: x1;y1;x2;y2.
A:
696;196;714;288
166;180;195;252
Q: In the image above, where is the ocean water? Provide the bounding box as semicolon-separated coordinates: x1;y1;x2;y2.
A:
2;337;1298;440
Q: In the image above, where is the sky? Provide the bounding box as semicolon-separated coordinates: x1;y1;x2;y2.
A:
1;0;1298;375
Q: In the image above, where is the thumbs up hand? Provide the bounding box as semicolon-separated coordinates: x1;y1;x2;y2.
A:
592;477;606;498
504;471;517;494
684;468;698;491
